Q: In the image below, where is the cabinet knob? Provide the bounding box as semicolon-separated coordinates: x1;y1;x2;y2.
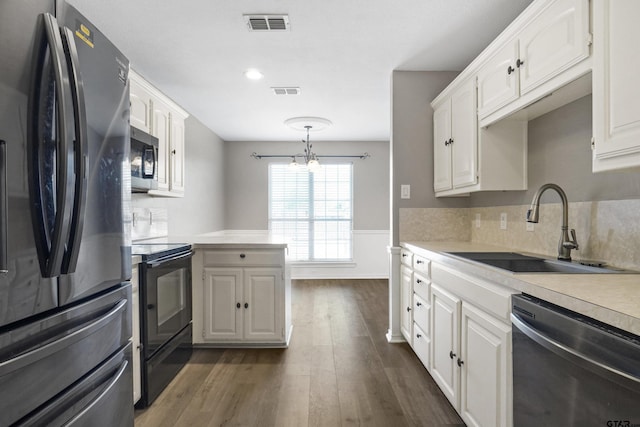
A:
457;358;464;367
236;302;241;309
416;333;422;339
416;301;422;307
449;138;453;145
406;306;412;312
240;253;246;259
516;58;525;68
171;149;176;154
444;139;449;146
416;279;422;284
402;253;408;258
449;351;456;359
244;302;249;309
416;260;423;264
507;65;515;75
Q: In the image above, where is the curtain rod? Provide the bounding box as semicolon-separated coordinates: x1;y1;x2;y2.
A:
250;152;370;160
251;151;371;160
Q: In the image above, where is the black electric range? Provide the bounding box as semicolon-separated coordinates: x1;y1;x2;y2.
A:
132;242;192;262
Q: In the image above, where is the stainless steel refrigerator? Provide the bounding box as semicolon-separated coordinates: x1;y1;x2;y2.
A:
0;0;133;425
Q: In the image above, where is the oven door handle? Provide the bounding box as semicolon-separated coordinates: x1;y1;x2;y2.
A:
146;251;193;269
511;313;640;386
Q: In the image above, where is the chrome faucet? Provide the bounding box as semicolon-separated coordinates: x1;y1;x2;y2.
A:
526;183;579;261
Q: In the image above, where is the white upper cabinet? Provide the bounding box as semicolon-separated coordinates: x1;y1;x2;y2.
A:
130;70;188;197
592;0;640;172
477;0;591;123
433;78;478;194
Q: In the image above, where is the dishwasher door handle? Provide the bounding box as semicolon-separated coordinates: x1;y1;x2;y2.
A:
511;313;640;386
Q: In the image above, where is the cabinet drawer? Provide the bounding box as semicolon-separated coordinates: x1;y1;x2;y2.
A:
203;250;283;267
400;249;413;267
413;255;430;275
413;293;430;334
413;322;430;371
413;272;430;301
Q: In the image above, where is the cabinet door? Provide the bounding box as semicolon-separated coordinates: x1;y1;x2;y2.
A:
450;79;478;188
152;99;171;191
519;0;590;95
433;101;452;192
169;114;186;195
131;265;141;404
243;268;282;342
400;265;413;344
592;0;640;172
130;78;152;133
477;40;519;118
203;268;243;341
431;284;461;409
460;303;511;427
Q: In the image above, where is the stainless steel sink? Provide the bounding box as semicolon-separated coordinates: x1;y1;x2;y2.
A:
447;252;627;274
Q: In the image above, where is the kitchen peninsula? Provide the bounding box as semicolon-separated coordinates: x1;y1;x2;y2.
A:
165;231;292;348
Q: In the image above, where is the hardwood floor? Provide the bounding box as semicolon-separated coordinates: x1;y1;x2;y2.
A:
135;279;464;427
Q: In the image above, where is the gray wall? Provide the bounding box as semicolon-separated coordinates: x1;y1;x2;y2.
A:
469;95;640;207
224;140;389;230
132;115;225;235
390;70;468;246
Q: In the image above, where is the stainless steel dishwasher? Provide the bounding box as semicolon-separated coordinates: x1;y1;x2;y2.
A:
511;294;640;427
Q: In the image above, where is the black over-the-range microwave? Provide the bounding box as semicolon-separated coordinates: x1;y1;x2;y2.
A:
131;126;159;192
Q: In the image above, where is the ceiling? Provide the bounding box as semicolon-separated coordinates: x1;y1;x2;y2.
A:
67;0;533;142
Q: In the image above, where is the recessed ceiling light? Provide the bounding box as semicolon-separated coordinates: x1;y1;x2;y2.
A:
244;69;263;80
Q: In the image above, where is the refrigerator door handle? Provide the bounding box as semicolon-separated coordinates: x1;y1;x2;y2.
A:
28;13;76;278
61;26;88;274
0;140;7;273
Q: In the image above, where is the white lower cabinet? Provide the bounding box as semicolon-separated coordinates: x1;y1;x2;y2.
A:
430;284;461;406
131;264;141;404
430;263;514;427
193;247;291;347
400;265;413;344
203;267;282;342
460;303;512;427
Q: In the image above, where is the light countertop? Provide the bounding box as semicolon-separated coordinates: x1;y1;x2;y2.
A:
135;231;288;250
402;241;640;336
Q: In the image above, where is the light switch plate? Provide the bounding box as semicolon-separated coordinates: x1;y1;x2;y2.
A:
500;212;507;230
400;184;410;199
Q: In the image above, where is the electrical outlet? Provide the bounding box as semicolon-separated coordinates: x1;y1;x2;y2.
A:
400;184;410;199
475;213;481;228
500;212;507;230
526;222;535;232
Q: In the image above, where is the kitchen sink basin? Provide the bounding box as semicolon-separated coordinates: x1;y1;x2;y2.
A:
447;252;627;274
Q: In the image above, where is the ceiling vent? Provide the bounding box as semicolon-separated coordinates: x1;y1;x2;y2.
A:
244;14;290;31
272;87;300;95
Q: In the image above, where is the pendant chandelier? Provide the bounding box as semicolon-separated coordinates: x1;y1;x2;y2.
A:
289;125;321;172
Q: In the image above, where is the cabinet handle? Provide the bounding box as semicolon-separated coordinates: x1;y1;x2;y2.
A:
416;333;422;339
507;65;515;75
240;253;246;259
449;351;456;359
244;302;249;309
406;306;411;312
416;302;422;307
516;58;525;68
457;358;464;367
402;253;408;258
416;260;424;264
236;302;241;309
416;279;422;284
449;138;453;145
444;140;449;146
171;149;176;154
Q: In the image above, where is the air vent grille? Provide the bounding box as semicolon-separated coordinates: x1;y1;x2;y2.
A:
244;14;290;31
272;87;300;95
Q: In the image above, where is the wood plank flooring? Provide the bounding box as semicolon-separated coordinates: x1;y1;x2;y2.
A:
135;279;464;427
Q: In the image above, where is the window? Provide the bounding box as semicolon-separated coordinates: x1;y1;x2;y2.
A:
269;163;353;261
